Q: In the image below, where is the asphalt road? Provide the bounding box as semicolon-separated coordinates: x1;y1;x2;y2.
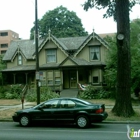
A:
0;122;140;140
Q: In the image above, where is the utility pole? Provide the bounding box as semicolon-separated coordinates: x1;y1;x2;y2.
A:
35;0;40;104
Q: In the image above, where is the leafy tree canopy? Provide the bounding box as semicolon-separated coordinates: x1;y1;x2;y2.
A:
30;6;88;39
105;18;140;91
83;0;137;20
0;55;6;85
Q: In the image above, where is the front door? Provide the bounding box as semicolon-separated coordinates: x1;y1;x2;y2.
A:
70;71;77;88
63;70;77;89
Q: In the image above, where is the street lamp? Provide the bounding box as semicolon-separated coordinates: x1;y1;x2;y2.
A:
35;0;40;104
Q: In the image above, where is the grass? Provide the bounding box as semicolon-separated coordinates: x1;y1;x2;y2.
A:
0;99;140;121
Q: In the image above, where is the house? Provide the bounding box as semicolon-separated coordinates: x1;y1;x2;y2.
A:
2;30;109;91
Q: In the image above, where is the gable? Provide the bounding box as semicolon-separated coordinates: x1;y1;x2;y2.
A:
60;57;77;66
74;32;109;57
38;35;68;57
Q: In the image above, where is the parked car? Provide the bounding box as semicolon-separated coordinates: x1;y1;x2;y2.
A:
12;97;108;128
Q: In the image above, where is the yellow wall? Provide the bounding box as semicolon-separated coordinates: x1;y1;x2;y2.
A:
77;38;108;62
39;40;67;65
7;54;35;68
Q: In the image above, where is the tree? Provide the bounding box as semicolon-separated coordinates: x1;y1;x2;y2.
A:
0;55;6;85
30;6;88;39
130;19;140;92
83;0;139;117
105;19;140;96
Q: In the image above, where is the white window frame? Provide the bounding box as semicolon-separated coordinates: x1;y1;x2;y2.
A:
18;54;22;65
90;46;100;61
46;49;56;63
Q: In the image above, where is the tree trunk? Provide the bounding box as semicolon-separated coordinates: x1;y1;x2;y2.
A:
112;0;134;117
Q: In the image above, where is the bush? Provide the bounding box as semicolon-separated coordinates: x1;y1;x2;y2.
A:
0;85;22;99
79;86;115;99
26;86;60;102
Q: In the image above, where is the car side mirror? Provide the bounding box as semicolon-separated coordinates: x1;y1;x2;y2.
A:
38;106;43;110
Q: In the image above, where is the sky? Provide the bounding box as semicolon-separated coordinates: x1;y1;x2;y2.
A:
0;0;140;39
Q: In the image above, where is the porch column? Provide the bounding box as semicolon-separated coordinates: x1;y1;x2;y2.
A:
13;74;16;84
90;69;92;83
99;69;102;84
60;69;63;90
76;69;79;85
25;73;28;84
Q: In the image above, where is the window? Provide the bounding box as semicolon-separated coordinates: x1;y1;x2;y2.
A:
93;76;98;83
67;100;75;108
43;100;59;109
47;70;61;85
55;71;61;84
60;100;75;108
1;50;6;54
46;49;56;63
90;46;100;60
1;44;8;48
60;100;67;108
47;71;53;85
18;54;22;65
0;32;8;36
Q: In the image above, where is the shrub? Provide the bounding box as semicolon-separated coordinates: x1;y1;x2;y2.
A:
0;85;22;99
26;86;60;102
79;85;115;99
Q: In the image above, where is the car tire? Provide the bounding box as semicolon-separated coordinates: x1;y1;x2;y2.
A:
76;115;89;128
19;115;30;127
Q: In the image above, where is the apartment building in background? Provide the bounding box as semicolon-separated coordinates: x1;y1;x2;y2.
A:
0;30;19;54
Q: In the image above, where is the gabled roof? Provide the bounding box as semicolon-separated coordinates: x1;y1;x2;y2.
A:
3;31;109;62
59;57;106;67
3;39;43;61
74;32;109;57
37;34;68;57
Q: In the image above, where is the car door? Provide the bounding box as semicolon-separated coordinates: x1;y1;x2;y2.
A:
31;100;59;121
55;99;76;121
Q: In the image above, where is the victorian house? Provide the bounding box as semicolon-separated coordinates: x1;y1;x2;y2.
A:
2;30;109;92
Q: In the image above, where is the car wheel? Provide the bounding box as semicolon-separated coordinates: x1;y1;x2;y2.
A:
20;115;30;127
76;115;89;128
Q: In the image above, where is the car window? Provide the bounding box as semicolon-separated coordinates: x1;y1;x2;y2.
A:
60;100;67;108
67;100;75;108
43;100;59;109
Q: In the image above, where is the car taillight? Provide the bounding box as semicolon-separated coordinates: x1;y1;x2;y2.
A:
96;108;103;114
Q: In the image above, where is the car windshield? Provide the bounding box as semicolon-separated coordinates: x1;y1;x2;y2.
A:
33;102;45;109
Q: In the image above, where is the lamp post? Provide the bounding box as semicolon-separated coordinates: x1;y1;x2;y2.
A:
35;0;40;104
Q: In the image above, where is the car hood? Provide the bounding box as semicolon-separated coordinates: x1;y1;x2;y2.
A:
17;107;35;113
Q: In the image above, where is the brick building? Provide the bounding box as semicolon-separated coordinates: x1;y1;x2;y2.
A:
0;30;19;54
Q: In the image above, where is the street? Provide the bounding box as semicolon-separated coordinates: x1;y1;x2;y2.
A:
0;122;140;140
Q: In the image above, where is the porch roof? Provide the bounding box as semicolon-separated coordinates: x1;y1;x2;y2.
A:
71;57;106;66
2;65;35;72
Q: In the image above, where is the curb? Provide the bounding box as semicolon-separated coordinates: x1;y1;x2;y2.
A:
0;119;140;124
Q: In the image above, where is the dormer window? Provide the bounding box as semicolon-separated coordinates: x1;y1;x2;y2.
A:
46;49;56;63
90;46;100;61
18;54;22;65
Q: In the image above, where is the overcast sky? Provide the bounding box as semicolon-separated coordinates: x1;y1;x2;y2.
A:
0;0;140;39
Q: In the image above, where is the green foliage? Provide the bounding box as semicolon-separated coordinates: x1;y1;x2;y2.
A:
130;19;140;91
26;86;60;102
83;0;137;20
0;85;22;99
30;6;88;39
79;86;113;99
104;35;117;90
0;54;6;85
104;19;140;93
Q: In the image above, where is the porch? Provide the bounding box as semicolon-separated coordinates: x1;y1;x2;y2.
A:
60;89;79;97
